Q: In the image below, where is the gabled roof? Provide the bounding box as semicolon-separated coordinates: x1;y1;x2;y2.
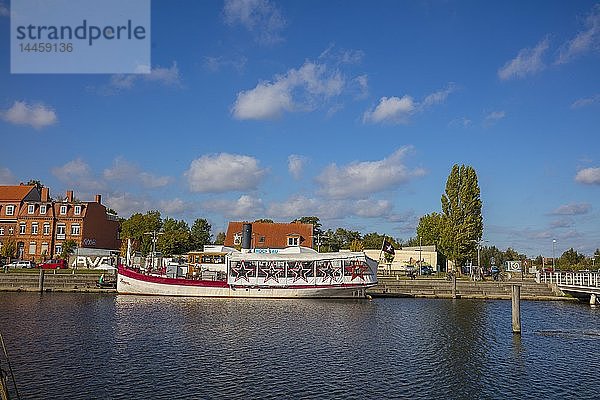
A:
0;185;38;202
224;221;314;249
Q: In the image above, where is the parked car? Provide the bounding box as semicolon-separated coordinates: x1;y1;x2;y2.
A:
38;259;67;269
420;265;433;275
5;260;37;269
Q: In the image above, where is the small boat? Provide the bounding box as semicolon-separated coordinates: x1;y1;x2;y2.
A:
117;244;378;299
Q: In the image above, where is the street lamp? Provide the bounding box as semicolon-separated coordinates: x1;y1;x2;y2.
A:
552;239;557;271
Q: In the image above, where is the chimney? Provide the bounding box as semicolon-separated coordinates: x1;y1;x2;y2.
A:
241;223;252;253
66;190;74;202
95;194;102;204
41;187;49;202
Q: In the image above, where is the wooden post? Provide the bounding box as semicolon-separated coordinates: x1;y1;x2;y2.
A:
590;293;597;306
38;269;45;292
452;274;457;299
512;285;521;334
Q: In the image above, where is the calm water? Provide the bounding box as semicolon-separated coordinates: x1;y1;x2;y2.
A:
1;293;599;400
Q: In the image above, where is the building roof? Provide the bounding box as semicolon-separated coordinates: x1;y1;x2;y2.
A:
224;221;314;249
0;185;38;202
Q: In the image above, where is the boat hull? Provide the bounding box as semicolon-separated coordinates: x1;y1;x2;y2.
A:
117;267;373;298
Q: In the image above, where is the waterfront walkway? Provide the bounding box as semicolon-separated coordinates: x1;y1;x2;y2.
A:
368;276;566;300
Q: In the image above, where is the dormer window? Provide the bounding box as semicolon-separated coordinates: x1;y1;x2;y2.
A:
60;205;67;215
40;204;47;214
287;235;300;246
28;204;35;214
74;205;82;215
5;205;14;216
233;232;242;245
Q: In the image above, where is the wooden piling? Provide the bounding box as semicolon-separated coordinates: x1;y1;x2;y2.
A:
452;274;457;299
590;293;597;306
512;284;521;334
38;269;45;292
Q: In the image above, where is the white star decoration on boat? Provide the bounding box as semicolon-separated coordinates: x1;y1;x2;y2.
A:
318;261;340;283
261;262;284;283
232;261;254;282
288;261;312;283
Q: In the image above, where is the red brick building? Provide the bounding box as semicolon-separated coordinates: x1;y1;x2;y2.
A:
224;221;313;250
0;185;120;261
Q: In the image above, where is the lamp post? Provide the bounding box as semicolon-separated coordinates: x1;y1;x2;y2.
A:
552;239;556;271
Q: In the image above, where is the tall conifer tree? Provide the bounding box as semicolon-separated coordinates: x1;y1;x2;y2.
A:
440;164;483;269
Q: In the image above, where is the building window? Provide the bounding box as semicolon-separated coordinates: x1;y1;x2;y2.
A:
28;204;35;214
29;242;36;255
32;223;38;235
19;223;26;235
71;224;80;235
8;227;13;235
74;205;82;215
60;205;67;215
40;205;47;214
56;225;66;239
41;242;49;256
287;236;299;246
0;227;3;235
6;205;14;216
55;244;62;255
43;223;50;235
258;236;265;244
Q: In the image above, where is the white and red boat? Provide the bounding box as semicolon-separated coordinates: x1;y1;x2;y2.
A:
117;245;378;298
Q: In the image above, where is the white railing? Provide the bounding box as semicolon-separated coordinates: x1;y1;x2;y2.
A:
537;271;600;288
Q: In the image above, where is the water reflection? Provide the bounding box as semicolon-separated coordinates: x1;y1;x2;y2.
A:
1;293;600;399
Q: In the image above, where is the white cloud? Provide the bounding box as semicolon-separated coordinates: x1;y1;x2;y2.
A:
158;198;194;215
575;167;600;185
107;62;182;92
267;196;394;221
363;84;455;124
571;94;600;109
1;101;57;129
104;192;153;218
549;203;591;216
288;155;307;180
223;0;285;45
0;2;9;17
483;110;506;127
51;158;105;191
185;153;267;193
353;199;393;218
232;61;344;120
0;167;15;184
103;158;171;188
498;38;549;80
362;96;415;124
203;195;265;219
556;5;600;64
204;55;247;73
315;146;426;199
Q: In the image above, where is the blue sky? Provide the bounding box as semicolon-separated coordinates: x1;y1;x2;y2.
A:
1;0;599;258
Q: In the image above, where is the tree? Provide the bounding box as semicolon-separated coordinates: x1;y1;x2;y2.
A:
60;239;77;260
190;218;212;250
557;248;586;270
1;237;17;260
292;216;324;249
416;212;443;247
214;232;226;245
349;239;364;252
362;232;394;250
158;218;191;256
254;219;274;223
440;164;483;270
120;210;162;255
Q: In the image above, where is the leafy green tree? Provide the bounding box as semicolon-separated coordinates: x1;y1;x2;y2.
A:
190;218;212;250
254;219;274;223
60;239;77;260
120;210;162;255
557;248;586;270
214;232;226;245
440;164;483;270
158;218;191;256
1;237;16;260
416;212;443;247
349;239;364;252
362;232;394;250
293;216;324;249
